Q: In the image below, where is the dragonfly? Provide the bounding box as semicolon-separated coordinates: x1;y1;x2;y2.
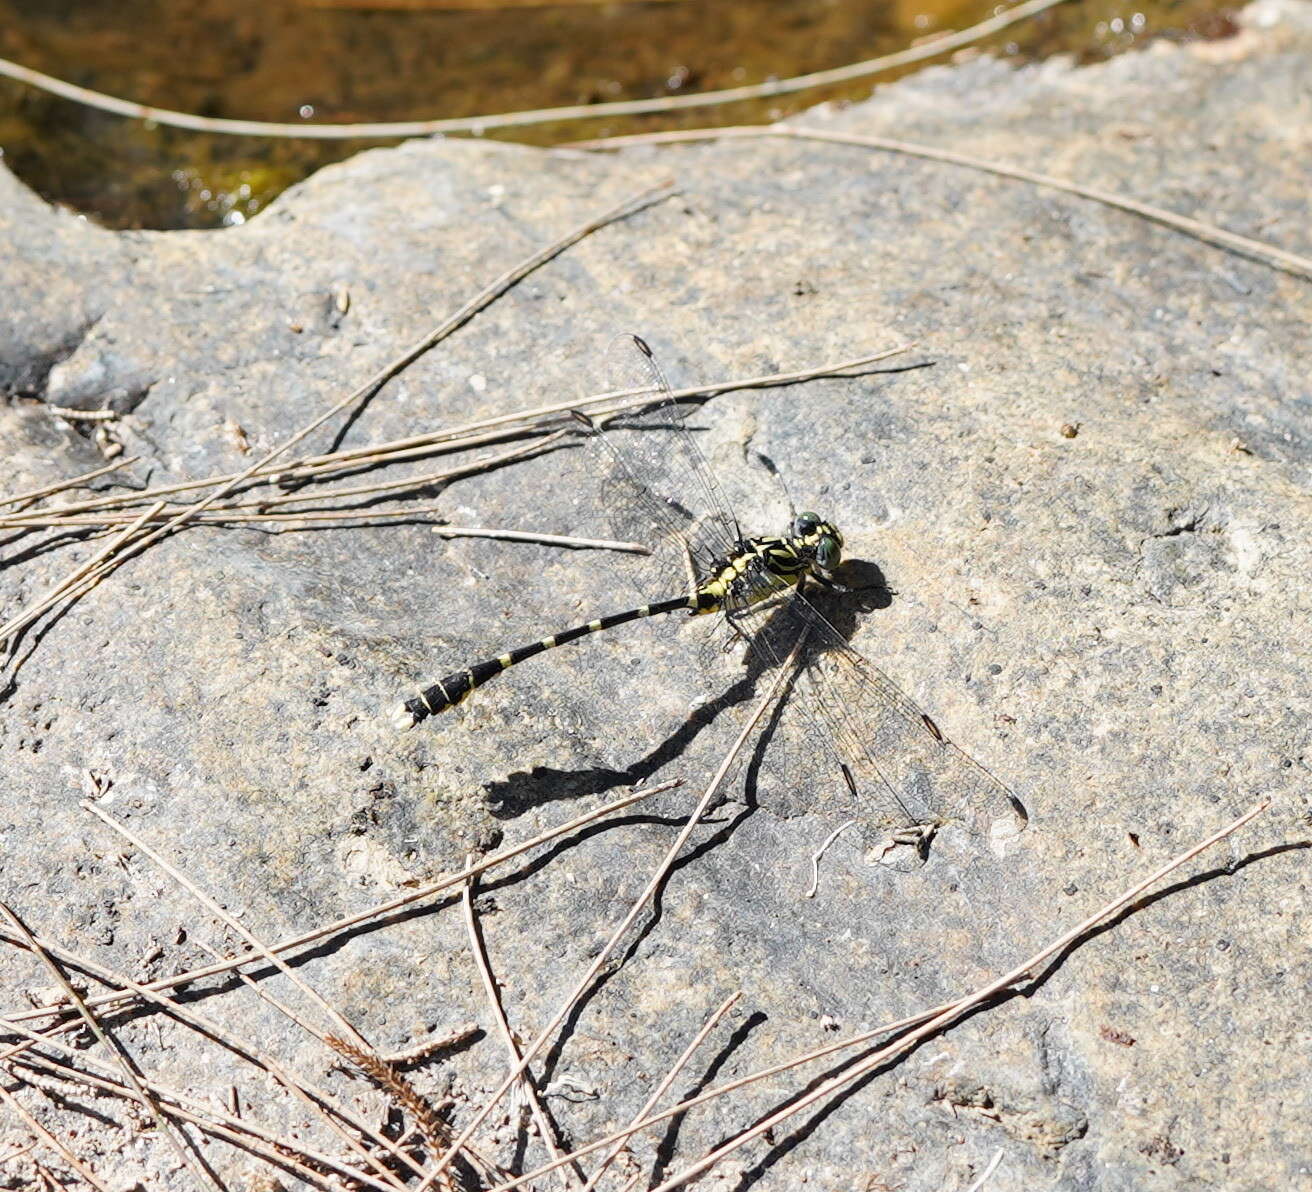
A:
395;334;1028;862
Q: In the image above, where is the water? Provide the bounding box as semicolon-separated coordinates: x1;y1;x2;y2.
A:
0;0;1238;229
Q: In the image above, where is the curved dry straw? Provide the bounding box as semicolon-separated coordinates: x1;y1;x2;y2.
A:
0;0;1070;139
571;124;1312;283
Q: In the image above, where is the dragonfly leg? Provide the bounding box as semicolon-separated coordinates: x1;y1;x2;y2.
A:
722;609;752;652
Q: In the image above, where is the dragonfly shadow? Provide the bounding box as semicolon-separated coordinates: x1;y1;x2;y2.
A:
814;557;894;630
483;557;893;820
483;669;761;819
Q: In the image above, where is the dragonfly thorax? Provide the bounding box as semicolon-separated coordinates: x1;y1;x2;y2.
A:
694;513;842;615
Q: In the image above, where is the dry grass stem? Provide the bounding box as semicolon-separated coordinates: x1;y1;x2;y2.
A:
419;649;801;1187
436;343;913;443
0;1138;39;1166
646;798;1272;1191
580;991;741;1191
0;901;216;1189
0;457;139;510
429;525;644;552
0;433;504;523
0;506;648;552
0;0;1067;139
81;799;374;1054
0;1081;111;1192
5;783;675;1031
323;1035;465;1191
0;500;165;645
382;1023;482;1066
267;342;912;480
0;181;672;651
0;345;908;534
571;125;1312;281
461;858;581;1189
488;798;1270;1192
0;1139;37;1165
0;427;524;525
216;432;568;513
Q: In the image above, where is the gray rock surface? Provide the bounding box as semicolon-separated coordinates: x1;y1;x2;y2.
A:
2;3;1310;1188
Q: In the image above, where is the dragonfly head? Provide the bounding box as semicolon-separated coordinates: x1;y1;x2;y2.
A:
792;511;843;576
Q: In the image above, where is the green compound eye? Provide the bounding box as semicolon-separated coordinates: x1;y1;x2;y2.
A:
817;532;841;571
793;511;820;535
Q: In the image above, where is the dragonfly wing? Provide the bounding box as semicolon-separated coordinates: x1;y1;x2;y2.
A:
729;587;1027;854
583;334;744;601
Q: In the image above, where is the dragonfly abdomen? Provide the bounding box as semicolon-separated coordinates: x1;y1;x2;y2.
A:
396;592;705;727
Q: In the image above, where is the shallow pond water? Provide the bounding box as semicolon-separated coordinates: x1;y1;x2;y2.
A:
0;0;1236;229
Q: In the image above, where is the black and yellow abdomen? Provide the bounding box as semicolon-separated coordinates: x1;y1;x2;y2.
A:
398;593;703;726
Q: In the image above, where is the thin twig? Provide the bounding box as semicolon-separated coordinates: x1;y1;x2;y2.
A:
462;857;581;1189
486;798;1272;1192
0;457;138;510
0;1139;39;1166
0;500;165;645
3;430;578;536
2;345;910;527
419;647;802;1187
0;430;532;522
381;1023;481;1066
258;343;913;481
0;1082;111;1192
0;901;216;1190
571;124;1312;282
3;782;677;1032
423;524;644;552
0;0;1069;139
580;992;741;1191
218;431;568;512
81;799;374;1053
0;506;649;552
646;798;1273;1192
